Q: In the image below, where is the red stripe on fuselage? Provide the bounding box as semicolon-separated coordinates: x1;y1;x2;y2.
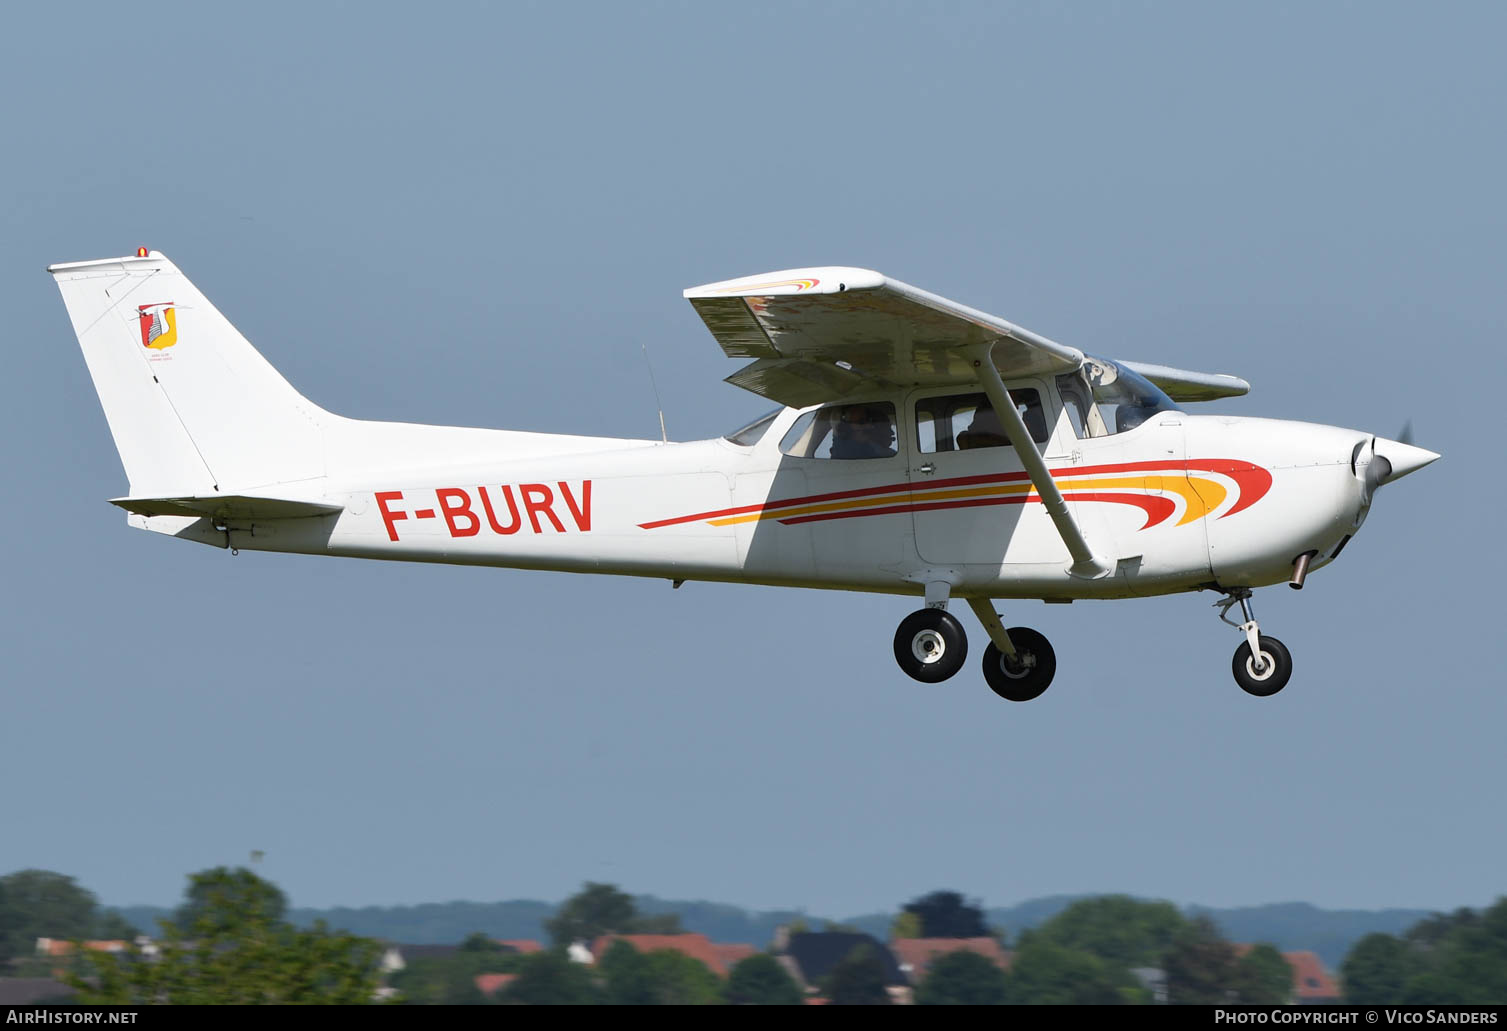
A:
638;458;1264;530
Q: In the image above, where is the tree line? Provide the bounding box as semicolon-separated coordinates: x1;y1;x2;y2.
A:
3;867;1504;1003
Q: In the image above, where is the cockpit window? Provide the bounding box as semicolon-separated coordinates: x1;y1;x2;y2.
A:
723;408;781;447
914;390;1047;454
1084;357;1180;434
779;402;898;460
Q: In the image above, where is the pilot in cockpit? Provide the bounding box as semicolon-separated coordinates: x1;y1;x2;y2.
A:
830;404;897;459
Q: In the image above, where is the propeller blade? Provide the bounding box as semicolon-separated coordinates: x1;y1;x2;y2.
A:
1398;420;1414;447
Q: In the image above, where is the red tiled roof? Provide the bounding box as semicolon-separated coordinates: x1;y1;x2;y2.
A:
891;938;1011;983
714;943;759;971
1284;951;1341;1001
592;933;753;977
475;973;518;997
495;939;543;953
1231;945;1341;1002
36;939;129;957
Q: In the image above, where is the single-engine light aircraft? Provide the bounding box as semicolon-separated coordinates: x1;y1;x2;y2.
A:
50;251;1439;700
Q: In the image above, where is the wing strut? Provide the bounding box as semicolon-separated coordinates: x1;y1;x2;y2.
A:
968;343;1110;579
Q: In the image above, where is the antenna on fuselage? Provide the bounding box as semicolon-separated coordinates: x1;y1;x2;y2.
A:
640;341;668;443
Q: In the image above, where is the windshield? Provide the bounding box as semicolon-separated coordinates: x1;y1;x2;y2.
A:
1084;357;1180;434
723;408;782;446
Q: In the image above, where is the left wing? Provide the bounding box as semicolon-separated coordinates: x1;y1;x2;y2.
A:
685;267;1083;408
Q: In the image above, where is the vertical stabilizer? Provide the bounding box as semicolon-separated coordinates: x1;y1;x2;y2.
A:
49;251;327;497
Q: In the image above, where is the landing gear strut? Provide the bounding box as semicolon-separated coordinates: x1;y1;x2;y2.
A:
1216;589;1292;696
891;591;1056;700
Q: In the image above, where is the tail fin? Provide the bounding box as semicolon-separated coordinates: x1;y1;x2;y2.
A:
49;251;326;498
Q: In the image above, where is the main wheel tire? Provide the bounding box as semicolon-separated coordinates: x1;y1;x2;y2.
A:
1232;635;1292;696
981;627;1056;702
893;609;968;683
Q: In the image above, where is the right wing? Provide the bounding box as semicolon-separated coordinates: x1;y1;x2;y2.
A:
685;267;1084;408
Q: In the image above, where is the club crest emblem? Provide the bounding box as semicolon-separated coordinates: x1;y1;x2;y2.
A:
138;303;178;350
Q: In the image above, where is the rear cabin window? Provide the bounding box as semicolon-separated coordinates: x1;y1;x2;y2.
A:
914;390;1048;454
779;402;898;460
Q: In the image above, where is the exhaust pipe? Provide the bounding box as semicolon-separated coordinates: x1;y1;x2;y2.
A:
1289;550;1317;590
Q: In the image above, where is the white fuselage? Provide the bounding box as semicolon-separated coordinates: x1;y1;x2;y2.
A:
189;404;1373;603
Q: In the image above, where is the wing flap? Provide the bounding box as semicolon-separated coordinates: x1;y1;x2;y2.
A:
111;494;344;521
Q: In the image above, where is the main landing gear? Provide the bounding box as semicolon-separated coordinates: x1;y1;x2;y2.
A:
1215;588;1292;697
892;590;1057;702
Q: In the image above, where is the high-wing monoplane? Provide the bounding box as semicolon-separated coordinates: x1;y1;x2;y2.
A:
50;252;1439;700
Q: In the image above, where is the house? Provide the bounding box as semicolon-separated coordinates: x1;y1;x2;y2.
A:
1231;945;1342;1004
777;931;909;1003
890;937;1011;985
475;973;518;998
1284;951;1341;1004
590;933;755;977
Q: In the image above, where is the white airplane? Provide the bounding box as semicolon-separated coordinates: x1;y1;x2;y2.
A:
50;250;1439;701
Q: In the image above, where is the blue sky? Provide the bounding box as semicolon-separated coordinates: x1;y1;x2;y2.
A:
3;2;1503;917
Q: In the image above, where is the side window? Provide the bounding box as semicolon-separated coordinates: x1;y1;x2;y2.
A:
779;402;897;460
1055;373;1108;439
914;390;1047;454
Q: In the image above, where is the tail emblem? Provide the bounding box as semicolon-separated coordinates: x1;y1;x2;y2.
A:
138;303;178;350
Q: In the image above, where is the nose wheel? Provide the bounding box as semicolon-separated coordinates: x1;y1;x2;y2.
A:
893;608;968;683
1216;589;1293;696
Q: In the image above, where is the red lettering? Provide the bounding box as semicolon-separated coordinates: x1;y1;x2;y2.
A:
478;485;522;535
436;487;479;537
557;480;592;532
520;483;565;533
375;491;407;542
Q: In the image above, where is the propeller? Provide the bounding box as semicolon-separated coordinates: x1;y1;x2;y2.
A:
1365;424;1439;501
1363;443;1392;500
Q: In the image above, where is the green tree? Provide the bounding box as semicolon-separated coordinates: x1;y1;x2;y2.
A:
597;939;722;1005
1165;915;1239;1005
498;950;601;1005
1233;943;1292;1004
95;911;140;942
544;883;682;946
171;866;287;935
1338;900;1507;1006
1030;895;1188;969
823;944;891;1005
1342;933;1416;1003
642;950;723;1005
915;950;1009;1005
599;939;657;1005
1006;941;1129;1004
69;867;380;1005
0;870;100;962
901;891;989;939
889;911;923;940
725;953;803;1005
1401;898;1507;1004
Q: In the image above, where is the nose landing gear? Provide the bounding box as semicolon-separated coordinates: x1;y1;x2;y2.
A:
1216;588;1292;696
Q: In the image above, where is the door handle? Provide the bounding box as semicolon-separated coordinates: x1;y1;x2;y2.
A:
918;462;935;475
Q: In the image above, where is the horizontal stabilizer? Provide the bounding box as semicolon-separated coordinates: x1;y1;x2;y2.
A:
111;494;343;521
